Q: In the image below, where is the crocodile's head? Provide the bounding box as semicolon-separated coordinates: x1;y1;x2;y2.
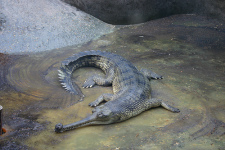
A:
55;105;119;133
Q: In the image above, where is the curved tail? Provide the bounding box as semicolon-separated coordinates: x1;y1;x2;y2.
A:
58;68;78;94
58;50;106;97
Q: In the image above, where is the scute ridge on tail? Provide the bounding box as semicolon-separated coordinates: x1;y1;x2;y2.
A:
58;50;107;95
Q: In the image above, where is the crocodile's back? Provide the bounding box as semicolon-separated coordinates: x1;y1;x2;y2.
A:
112;59;150;94
59;50;150;96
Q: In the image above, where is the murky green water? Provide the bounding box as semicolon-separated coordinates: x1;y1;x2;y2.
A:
0;14;225;149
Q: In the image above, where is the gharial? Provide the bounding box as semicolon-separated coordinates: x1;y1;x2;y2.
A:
55;50;180;133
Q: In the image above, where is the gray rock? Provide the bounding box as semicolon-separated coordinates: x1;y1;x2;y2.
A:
0;0;116;53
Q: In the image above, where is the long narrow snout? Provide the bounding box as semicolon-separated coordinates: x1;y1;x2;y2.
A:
55;112;99;133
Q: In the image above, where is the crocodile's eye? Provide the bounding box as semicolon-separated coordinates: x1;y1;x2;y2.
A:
98;112;108;118
98;112;104;118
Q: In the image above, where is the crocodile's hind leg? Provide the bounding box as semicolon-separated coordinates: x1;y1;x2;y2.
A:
89;93;113;107
83;68;114;88
140;68;163;80
145;98;180;113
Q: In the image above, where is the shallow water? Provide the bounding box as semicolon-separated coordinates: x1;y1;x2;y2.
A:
0;14;225;149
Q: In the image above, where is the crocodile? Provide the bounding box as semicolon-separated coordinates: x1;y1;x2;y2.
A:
55;50;180;133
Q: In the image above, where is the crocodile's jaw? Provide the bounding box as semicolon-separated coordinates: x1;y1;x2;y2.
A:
55;107;117;133
55;112;98;133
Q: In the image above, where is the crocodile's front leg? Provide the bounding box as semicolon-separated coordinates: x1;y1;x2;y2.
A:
145;98;180;113
83;68;114;88
89;93;113;107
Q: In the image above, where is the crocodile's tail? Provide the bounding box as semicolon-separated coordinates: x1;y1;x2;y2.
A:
58;68;79;94
58;50;108;96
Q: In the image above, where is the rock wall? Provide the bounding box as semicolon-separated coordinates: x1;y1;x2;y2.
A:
61;0;225;24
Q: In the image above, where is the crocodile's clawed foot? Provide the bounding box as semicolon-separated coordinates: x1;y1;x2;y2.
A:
153;76;163;80
82;78;96;88
150;72;163;80
89;101;99;107
140;68;163;80
172;108;180;113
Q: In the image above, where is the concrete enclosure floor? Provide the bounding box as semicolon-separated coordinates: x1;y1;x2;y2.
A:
0;14;225;149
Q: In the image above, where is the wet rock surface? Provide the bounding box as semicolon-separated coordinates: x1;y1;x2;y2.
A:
0;14;225;149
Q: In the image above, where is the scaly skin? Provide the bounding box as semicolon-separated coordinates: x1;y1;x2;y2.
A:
55;50;180;133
